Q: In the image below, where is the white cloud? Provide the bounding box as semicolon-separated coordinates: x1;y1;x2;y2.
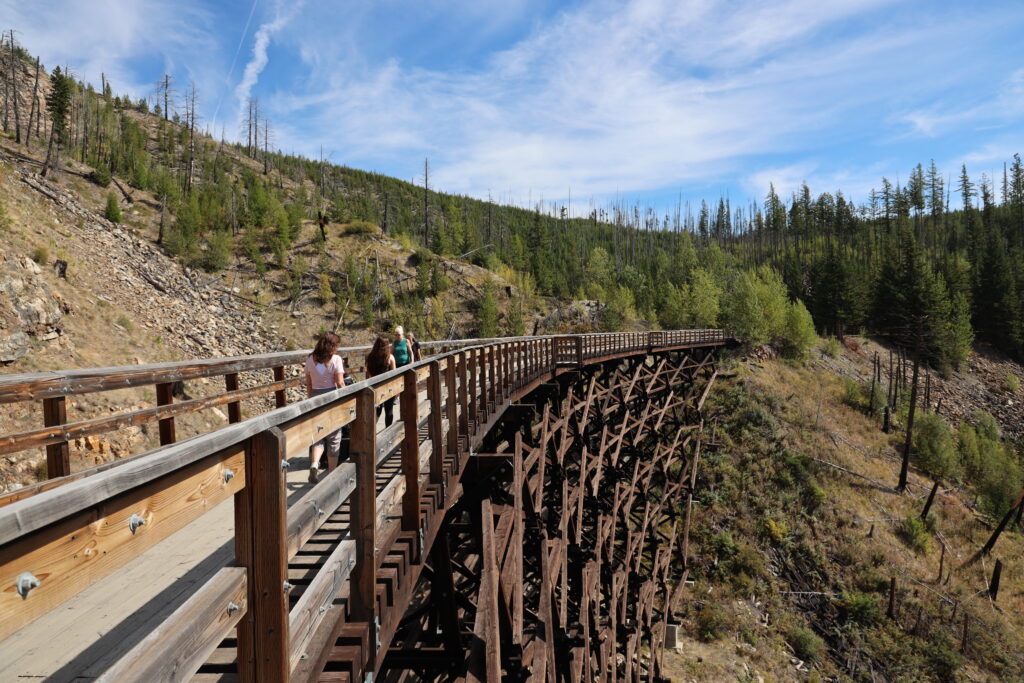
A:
267;0;992;207
901;68;1024;139
0;0;216;98
232;0;307;136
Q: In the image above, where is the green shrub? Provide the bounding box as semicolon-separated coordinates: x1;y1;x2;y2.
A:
31;245;49;265
341;220;378;235
722;266;788;346
898;514;931;554
835;591;880;625
780;299;818;359
786;623;824;661
762;518;789;544
89;164;112;187
822;336;842;358
957;411;1021;518
104;193;121;223
116;315;134;331
1005;372;1021;393
318;274;334;305
841;377;865;410
912;412;958;479
923;639;962;682
694;603;733;641
731;543;766;578
710;531;738;560
200;230;232;272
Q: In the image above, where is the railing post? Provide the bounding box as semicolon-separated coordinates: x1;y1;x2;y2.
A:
272;366;287;408
480;347;490;421
401;368;422;537
235;427;289;682
446;356;459;457
225;373;242;423
468;349;479;430
428;361;445;485
351;387;378;670
489;343;498;406
42;396;71;478
575;336;584;368
458;352;470;439
155;382;176;445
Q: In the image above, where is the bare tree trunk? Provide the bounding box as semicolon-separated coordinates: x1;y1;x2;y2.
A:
30;56;40;140
897;351;920;492
2;34;9;133
10;31;21;144
41;123;57;177
423;157;430;245
263;118;269;174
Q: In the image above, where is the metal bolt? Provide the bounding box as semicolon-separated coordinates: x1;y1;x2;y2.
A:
283;581;294;593
16;572;40;599
227;601;240;616
128;514;146;534
319;605;327;614
223;468;235;483
281;459;291;470
348;477;355;487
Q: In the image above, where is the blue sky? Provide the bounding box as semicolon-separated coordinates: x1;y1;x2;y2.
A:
3;0;1023;215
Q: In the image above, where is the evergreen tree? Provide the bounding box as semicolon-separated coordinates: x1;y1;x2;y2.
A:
104;193;121;223
42;67;72;176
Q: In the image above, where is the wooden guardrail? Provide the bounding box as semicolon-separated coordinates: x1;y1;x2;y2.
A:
0;329;727;682
0;335;553;491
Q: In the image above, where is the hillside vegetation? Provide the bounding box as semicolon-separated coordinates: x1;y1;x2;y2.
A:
665;339;1024;682
2;38;1021;372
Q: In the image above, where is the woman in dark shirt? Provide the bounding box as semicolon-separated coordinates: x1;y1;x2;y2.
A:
366;335;397;426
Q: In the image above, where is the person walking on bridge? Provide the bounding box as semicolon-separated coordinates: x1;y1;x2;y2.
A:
407;331;423;362
393;325;412;367
367;335;397;426
305;332;345;483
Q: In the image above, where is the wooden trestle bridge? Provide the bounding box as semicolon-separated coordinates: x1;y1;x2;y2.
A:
0;329;730;682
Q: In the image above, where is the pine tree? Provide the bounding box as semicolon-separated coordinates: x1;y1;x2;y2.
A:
476;278;499;338
42;67;72;177
104;193;121;223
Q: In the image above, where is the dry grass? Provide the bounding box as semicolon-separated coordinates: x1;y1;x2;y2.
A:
669;341;1024;681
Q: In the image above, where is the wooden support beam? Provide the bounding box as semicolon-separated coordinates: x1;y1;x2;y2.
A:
156;381;176;445
350;387;378;670
272;366;287;408
401;368;422;537
225;372;242;423
42;395;70;478
235;427;289;682
428;360;445;485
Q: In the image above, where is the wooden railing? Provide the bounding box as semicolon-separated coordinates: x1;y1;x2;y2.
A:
0;329;727;681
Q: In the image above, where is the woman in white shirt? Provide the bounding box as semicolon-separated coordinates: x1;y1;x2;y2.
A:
304;332;345;482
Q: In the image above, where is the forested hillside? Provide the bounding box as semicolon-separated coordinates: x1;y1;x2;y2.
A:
2;38;1021;370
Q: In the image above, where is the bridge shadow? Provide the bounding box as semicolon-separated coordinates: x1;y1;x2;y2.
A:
48;539;234;682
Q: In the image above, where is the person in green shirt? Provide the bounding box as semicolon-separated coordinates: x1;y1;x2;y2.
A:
393;325;412;367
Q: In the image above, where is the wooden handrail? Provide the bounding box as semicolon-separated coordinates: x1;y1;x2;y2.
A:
0;329;729;682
